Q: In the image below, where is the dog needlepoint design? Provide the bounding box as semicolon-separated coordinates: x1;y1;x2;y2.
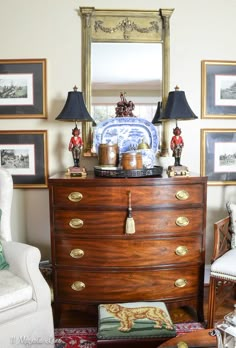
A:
103;304;174;332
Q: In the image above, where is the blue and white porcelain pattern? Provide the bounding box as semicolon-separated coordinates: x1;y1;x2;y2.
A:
137;149;156;168
94;117;159;155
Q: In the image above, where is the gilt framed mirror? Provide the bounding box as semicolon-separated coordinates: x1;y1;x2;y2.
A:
79;7;174;156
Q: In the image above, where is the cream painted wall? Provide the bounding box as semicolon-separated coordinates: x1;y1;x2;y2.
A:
1;0;236;261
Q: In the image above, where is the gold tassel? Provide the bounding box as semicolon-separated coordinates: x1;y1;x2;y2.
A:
126;191;135;234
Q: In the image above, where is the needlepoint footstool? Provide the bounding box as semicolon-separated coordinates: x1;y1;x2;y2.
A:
97;302;176;348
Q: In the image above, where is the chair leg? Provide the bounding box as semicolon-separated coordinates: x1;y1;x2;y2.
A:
207;276;217;328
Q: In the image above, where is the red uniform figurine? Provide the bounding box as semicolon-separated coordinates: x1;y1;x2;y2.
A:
68;126;83;167
170;126;184;166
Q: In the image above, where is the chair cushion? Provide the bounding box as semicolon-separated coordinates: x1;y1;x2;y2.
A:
0;240;9;270
226;201;236;249
0;270;33;311
211;248;236;280
97;302;176;340
0;209;9;270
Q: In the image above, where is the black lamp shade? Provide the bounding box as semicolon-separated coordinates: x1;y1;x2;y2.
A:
56;90;94;122
160;89;198;121
152;101;162;125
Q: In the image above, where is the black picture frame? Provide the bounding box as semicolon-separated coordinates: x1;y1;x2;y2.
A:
201;60;236;119
0;130;48;188
200;128;236;185
0;59;47;118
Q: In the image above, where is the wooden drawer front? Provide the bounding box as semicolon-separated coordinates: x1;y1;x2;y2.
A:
54;236;202;267
52;184;204;208
53;208;203;235
55;267;201;302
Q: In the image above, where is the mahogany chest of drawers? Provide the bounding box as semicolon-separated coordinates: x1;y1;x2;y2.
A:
48;173;207;326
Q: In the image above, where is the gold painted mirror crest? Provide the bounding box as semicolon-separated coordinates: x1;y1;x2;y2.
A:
79;7;174;156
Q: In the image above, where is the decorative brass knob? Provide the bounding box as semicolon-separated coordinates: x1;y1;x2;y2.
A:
70;249;84;258
69;218;84;229
137;138;150;149
176;216;189;227
174;278;187;288
175;246;188;256
71;281;85;291
175;190;189;200
68;192;83;202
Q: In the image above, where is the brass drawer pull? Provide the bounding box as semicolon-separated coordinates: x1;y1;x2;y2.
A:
70;249;84;258
68;192;83;202
175;190;189;200
175;246;188;256
71;281;85;291
177;341;188;348
69;218;84;229
175;278;187;288
176;216;189;227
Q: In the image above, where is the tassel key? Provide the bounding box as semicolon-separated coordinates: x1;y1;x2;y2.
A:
125;191;135;234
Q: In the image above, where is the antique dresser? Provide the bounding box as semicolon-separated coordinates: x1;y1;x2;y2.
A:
49;173;207;326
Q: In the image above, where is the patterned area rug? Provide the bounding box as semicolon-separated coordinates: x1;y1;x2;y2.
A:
54;323;205;347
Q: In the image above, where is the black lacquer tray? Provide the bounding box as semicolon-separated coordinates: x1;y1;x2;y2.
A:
94;166;163;178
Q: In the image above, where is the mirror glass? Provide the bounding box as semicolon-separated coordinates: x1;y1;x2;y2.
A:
91;42;162;124
79;7;173;155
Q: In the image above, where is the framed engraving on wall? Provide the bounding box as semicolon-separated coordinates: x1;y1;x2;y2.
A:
0;59;47;118
0;130;48;188
200;128;236;185
201;60;236;119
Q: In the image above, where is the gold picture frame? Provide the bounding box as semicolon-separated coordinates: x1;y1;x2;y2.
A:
0;130;48;188
0;59;47;119
200;128;236;185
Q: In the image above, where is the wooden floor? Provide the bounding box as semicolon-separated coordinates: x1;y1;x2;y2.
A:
55;284;236;328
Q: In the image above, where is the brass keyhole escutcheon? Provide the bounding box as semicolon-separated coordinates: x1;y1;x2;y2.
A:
70;249;84;258
71;281;85;291
69;218;84;229
174;278;187;288
68;192;83;202
175;190;189;200
176;216;189;227
175;246;188;256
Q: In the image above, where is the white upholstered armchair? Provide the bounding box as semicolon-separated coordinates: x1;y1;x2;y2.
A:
0;168;54;347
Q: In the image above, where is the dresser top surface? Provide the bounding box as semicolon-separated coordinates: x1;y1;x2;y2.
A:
49;171;207;186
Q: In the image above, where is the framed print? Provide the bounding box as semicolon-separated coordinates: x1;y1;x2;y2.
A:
201;60;236;119
200;129;236;185
0;59;47;118
0;130;48;188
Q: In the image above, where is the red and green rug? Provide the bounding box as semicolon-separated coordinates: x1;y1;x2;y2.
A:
54;323;204;347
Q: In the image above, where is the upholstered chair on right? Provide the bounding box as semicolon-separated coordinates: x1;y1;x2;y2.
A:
207;202;236;328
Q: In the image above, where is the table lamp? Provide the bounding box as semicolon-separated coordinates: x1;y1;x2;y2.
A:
152;101;163;154
160;86;198;176
56;86;95;176
152;101;162;125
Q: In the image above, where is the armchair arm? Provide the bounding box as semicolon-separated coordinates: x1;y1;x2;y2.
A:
211;216;231;263
2;241;51;309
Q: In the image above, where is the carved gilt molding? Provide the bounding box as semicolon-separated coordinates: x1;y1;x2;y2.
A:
94;18;159;40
